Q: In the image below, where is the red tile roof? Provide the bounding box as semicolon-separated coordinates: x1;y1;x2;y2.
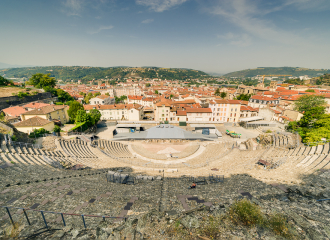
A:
84;104;143;110
250;95;276;101
3;106;28;117
128;95;143;100
240;106;258;112
23;102;50;109
23;105;67;115
14;116;52;127
91;95;111;100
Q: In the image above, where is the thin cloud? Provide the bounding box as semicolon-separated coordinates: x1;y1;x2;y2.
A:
88;25;114;34
136;0;188;12
284;0;330;11
62;0;84;16
218;32;252;47
208;0;309;46
142;19;154;24
62;0;111;16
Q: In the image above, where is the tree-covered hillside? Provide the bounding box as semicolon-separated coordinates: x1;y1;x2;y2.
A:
224;67;330;78
0;66;210;81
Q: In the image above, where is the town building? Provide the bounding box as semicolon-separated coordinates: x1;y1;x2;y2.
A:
84;104;144;121
14;116;55;134
21;105;69;124
209;100;241;122
2;106;28;121
127;95;143;105
248;95;279;109
89;95;115;105
185;108;212;122
154;102;171;121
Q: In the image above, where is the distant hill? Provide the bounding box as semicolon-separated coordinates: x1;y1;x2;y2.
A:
224;67;330;78
0;66;211;81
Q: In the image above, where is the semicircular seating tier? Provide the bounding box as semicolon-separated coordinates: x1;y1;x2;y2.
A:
57;139;98;159
92;139;133;158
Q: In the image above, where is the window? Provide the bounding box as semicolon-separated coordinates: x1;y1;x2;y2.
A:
235;108;237;112
231;108;233;112
131;110;133;113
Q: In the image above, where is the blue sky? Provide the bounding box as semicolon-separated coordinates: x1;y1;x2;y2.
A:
1;0;330;74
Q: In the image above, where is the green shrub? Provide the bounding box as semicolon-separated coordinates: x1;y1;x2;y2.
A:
229;199;265;226
53;125;61;133
268;213;295;238
198;216;221;239
29;128;50;138
11;135;17;141
266;129;272;133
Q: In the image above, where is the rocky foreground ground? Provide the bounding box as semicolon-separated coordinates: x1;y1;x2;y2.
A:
1;170;330;239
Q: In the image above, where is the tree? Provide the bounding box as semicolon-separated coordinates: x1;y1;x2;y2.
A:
27;73;56;88
68;101;84;121
115;95;127;103
220;92;227;99
170;94;174;99
305;89;315;93
105;92;110;96
29;128;50;138
294;95;326;113
84;93;94;104
89;109;101;125
155;90;159;94
286;106;328;144
146;83;151;87
53;125;61;133
0;76;10;86
56;89;74;102
94;92;101;97
215;88;220;96
236;94;252;101
75;110;91;124
0;112;5;121
298;106;325;128
43;86;57;95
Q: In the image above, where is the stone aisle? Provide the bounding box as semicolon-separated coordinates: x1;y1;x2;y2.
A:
159;177;168;212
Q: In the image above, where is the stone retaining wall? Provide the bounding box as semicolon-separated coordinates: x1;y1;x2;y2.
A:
0;92;52;110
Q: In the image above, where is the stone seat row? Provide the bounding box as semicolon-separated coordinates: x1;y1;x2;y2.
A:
93;140;132;158
258;147;330;173
0;152;111;188
58;139;97;159
1;141;65;158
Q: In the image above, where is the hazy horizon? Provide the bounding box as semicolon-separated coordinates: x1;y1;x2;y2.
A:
1;0;330;73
